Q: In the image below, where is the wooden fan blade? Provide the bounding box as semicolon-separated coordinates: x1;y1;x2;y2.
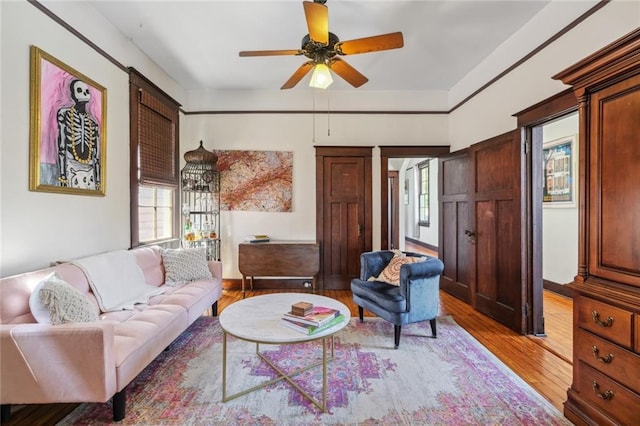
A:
329;58;368;88
281;61;315;90
303;1;328;45
336;32;404;55
239;49;301;57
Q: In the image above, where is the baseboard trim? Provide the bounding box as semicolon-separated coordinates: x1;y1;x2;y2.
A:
543;279;573;298
224;276;573;297
405;237;438;253
223;278;315;292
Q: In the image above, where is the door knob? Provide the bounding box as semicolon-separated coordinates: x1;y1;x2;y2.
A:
464;229;476;244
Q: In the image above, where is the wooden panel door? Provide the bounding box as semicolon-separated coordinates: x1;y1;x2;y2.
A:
439;151;472;303
470;130;526;333
316;147;372;290
588;75;640;288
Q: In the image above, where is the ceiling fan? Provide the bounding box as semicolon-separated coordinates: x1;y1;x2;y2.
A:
239;0;404;89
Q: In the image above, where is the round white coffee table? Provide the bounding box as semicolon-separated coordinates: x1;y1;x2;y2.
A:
219;293;350;412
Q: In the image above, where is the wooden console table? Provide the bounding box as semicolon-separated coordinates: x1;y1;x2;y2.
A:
238;240;320;297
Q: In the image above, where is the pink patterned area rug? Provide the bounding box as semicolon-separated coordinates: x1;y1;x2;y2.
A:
60;316;570;425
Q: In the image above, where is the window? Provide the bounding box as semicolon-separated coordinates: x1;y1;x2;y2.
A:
418;160;430;227
129;68;180;247
138;186;174;242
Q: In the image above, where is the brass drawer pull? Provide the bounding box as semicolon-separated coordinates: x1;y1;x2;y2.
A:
592;346;614;364
592;381;614;400
592;311;614;327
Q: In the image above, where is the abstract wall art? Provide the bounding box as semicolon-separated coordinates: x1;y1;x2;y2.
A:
213;149;293;212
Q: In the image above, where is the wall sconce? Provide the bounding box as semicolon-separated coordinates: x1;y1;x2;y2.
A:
309;63;333;89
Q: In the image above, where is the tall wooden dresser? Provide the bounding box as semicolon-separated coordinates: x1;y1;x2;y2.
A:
553;29;640;426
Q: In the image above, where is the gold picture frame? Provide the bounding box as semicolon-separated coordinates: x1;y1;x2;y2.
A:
29;46;107;195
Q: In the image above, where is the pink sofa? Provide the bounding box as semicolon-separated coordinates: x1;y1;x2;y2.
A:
0;245;222;422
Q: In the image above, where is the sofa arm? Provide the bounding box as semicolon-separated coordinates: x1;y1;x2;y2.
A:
208;260;222;281
0;321;117;404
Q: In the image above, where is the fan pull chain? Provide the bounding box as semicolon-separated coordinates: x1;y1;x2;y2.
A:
312;89;316;143
327;90;331;137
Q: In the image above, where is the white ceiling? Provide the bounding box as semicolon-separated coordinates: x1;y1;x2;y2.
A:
87;0;588;95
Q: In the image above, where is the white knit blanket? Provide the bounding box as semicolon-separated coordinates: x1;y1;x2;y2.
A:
72;250;164;312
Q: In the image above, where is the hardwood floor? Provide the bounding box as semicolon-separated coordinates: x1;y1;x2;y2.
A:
5;287;573;425
402;240;573;412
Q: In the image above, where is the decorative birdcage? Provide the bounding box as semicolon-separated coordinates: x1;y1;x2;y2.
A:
181;141;221;260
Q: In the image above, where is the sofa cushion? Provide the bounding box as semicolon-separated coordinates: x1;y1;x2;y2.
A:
161;247;212;282
369;253;426;285
36;272;99;324
113;304;188;386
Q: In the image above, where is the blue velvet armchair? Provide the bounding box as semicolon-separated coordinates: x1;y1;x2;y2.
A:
351;250;444;348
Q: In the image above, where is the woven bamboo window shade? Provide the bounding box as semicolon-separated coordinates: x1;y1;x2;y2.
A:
130;68;180;188
138;89;179;186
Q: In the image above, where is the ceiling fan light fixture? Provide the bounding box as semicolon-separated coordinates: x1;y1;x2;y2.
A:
240;1;404;89
309;63;333;89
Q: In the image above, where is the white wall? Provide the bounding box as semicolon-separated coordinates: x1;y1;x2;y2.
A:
0;1;180;277
400;158;439;250
181;113;448;279
400;158;420;245
449;1;640;151
419;159;439;247
186;88;449;112
542;113;579;284
449;0;601;108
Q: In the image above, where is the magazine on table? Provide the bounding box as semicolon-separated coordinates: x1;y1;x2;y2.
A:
281;314;346;335
283;305;341;327
245;234;270;243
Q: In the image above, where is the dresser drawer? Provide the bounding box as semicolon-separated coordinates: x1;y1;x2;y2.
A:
576;362;640;426
576;328;640;393
577;296;633;348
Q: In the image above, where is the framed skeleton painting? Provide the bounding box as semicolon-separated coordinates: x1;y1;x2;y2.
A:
29;46;106;196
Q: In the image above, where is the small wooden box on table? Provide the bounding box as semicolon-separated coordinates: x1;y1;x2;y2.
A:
238;240;320;297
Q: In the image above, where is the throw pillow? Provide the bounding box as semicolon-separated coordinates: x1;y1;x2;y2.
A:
369;254;426;286
29;273;56;323
161;247;213;282
36;272;99;324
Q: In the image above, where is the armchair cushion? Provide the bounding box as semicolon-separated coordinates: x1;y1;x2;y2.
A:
352;280;406;313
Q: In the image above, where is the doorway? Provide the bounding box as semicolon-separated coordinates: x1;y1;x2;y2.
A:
388;158;439;253
529;111;579;340
379;146;449;252
516;88;578;335
538;112;579;295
